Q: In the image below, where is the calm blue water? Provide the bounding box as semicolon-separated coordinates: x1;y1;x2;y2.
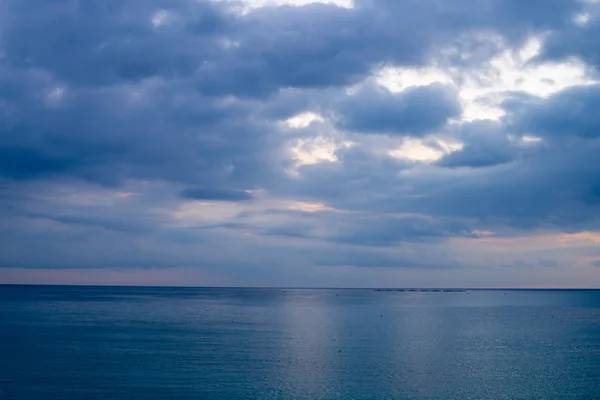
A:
0;286;599;400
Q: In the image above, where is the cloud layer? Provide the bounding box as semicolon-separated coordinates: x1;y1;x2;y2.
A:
1;0;600;287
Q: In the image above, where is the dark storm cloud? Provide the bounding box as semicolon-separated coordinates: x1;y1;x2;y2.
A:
333;84;461;135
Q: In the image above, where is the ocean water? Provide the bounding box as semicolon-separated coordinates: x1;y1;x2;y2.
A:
0;286;599;400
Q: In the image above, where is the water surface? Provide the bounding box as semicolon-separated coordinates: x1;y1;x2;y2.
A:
1;286;599;399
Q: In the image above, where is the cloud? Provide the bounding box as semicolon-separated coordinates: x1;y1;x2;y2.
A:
180;188;254;201
537;257;559;268
194;0;580;97
207;206;480;247
333;83;461;135
436;121;519;168
541;1;600;67
1;0;600;287
1;0;235;86
0;67;274;189
311;248;462;269
511;84;600;139
0;146;78;179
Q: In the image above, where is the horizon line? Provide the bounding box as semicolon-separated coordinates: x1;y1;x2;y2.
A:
0;283;598;290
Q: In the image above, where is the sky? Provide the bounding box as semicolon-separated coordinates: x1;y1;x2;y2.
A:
1;0;600;288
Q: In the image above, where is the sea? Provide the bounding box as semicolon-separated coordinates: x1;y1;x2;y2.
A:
0;285;599;400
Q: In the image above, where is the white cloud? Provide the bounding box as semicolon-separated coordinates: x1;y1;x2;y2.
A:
150;10;172;28
288;136;343;172
45;86;67;105
172;191;338;230
388;137;463;162
284;112;325;129
216;0;353;14
521;135;543;143
251;0;353;7
376;68;453;93
573;12;591;26
377;36;598;122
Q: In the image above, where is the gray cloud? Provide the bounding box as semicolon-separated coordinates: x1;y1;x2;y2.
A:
176;0;580;98
0;68;274;189
540;0;600;67
537;258;559;268
436;121;520;168
1;0;599;286
333;83;461;135
311;248;462;269
180;188;253;201
511;84;600;139
1;0;235;86
210;208;480;247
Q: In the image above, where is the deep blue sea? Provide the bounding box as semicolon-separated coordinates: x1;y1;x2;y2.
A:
0;286;599;400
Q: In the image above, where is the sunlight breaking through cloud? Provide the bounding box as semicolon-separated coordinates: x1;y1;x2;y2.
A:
388;138;463;162
377;36;598;122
